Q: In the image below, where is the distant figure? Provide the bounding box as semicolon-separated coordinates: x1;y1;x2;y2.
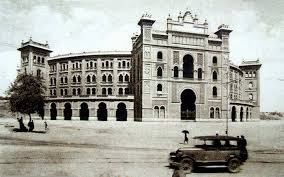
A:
44;121;48;131
237;136;241;147
182;130;189;144
241;135;247;147
18;117;27;132
28;120;34;132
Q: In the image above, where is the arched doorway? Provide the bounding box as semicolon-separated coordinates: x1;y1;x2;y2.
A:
183;55;194;78
231;106;236;122
80;102;89;120
180;89;196;120
154;106;159;118
50;103;57;120
64;103;72;120
240;107;244;122
116;103;127;121
97;102;107;121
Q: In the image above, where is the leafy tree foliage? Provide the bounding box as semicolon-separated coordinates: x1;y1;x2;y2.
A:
6;73;46;120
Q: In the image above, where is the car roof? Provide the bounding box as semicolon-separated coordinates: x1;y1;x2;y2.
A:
193;135;239;140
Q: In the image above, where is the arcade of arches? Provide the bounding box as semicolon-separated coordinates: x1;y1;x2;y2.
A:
231;105;252;122
50;102;128;121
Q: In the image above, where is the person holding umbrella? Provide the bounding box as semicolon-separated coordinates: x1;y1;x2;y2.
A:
182;130;189;144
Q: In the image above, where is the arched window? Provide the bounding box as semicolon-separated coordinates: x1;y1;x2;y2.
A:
157;67;163;77
54;78;56;85
102;75;106;82
73;76;76;83
72;88;76;95
119;74;123;82
36;69;41;77
110;62;113;68
249;82;253;89
122;61;126;68
157;51;163;60
154;106;159;118
65;77;68;84
102;88;106;95
157;84;162;92
183;55;194;78
106;61;109;68
50;78;53;85
87;75;91;83
118;62;121;68
213;86;217;97
213;56;217;65
64;89;68;95
198;68;202;79
92;88;96;95
252;71;256;77
86;63;89;68
61;77;64;84
90;61;93;68
119;88;123;95
92;75;96;83
213;71;218;80
108;88;112;95
160;106;165;118
127;62;130;68
77;88;81;95
53;90;56;96
86;88;90;95
174;66;179;77
41;57;44;63
37;57;41;63
215;108;220;118
94;63;97;68
124;74;129;82
125;88;129;94
210;107;214;118
108;75;112;82
77;75;81;83
60;89;64;96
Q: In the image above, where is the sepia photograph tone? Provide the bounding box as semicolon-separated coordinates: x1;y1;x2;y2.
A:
0;0;283;176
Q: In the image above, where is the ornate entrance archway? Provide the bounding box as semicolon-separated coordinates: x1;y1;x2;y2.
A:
116;102;127;121
97;102;107;121
80;102;89;120
180;89;196;120
50;103;57;120
231;106;236;122
64;103;72;120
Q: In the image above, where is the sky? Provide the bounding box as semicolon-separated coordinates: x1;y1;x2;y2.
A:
0;0;283;112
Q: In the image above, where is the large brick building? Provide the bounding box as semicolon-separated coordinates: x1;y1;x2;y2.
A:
17;11;261;122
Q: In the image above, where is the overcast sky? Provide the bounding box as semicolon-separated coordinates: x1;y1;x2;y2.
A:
0;0;283;112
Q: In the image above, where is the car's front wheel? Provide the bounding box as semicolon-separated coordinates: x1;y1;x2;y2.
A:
180;158;194;174
227;157;241;173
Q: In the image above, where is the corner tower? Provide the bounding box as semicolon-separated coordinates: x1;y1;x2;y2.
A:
17;37;52;79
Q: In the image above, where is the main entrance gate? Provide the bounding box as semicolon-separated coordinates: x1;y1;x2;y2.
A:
180;89;196;120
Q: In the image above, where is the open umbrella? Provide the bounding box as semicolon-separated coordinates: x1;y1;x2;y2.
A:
182;130;189;134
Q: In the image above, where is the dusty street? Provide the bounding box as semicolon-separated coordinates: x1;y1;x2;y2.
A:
0;118;283;177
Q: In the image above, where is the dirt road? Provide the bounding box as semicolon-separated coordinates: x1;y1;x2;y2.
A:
0;118;283;177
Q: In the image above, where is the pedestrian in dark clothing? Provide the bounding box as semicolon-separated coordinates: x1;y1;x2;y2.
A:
18;117;27;132
241;135;247;147
28;120;34;132
44;121;48;131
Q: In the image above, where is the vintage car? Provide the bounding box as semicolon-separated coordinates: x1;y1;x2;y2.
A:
169;135;248;173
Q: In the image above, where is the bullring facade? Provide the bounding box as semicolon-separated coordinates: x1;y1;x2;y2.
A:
17;11;261;122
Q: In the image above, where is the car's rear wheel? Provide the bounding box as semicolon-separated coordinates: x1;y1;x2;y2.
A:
227;158;241;173
180;158;194;174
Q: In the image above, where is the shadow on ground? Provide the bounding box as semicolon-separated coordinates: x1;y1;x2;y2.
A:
12;128;46;134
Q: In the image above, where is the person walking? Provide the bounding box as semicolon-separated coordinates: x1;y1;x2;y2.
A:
44;121;48;131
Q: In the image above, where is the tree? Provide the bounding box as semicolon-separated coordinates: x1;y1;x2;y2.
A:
6;73;46;121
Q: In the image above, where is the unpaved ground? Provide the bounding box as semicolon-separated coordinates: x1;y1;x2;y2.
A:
0;118;283;177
